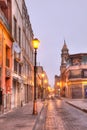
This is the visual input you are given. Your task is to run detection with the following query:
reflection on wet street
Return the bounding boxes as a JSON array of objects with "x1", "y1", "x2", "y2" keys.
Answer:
[{"x1": 45, "y1": 99, "x2": 87, "y2": 130}]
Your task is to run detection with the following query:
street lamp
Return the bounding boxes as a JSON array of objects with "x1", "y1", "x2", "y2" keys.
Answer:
[
  {"x1": 32, "y1": 38, "x2": 40, "y2": 115},
  {"x1": 44, "y1": 79, "x2": 48, "y2": 99}
]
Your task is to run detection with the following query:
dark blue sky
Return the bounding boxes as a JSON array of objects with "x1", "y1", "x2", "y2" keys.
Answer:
[{"x1": 25, "y1": 0, "x2": 87, "y2": 87}]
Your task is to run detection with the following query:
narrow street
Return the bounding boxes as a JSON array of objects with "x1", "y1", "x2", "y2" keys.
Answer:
[
  {"x1": 1, "y1": 99, "x2": 87, "y2": 130},
  {"x1": 44, "y1": 98, "x2": 87, "y2": 130}
]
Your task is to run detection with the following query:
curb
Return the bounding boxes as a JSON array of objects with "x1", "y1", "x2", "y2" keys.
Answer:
[
  {"x1": 32, "y1": 105, "x2": 44, "y2": 130},
  {"x1": 66, "y1": 101, "x2": 87, "y2": 113},
  {"x1": 33, "y1": 101, "x2": 48, "y2": 130}
]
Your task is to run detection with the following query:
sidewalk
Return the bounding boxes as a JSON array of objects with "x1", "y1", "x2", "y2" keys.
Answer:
[
  {"x1": 0, "y1": 100, "x2": 44, "y2": 130},
  {"x1": 63, "y1": 98, "x2": 87, "y2": 113}
]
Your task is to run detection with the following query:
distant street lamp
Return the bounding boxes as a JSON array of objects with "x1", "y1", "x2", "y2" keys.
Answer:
[
  {"x1": 56, "y1": 82, "x2": 60, "y2": 97},
  {"x1": 32, "y1": 38, "x2": 40, "y2": 115},
  {"x1": 44, "y1": 79, "x2": 48, "y2": 99},
  {"x1": 41, "y1": 73, "x2": 45, "y2": 99}
]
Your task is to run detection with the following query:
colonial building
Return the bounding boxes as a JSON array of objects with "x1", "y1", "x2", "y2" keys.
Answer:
[
  {"x1": 60, "y1": 41, "x2": 87, "y2": 99},
  {"x1": 37, "y1": 66, "x2": 49, "y2": 99},
  {"x1": 0, "y1": 0, "x2": 13, "y2": 111},
  {"x1": 22, "y1": 0, "x2": 34, "y2": 104},
  {"x1": 11, "y1": 0, "x2": 23, "y2": 108},
  {"x1": 0, "y1": 0, "x2": 34, "y2": 112},
  {"x1": 11, "y1": 0, "x2": 34, "y2": 108}
]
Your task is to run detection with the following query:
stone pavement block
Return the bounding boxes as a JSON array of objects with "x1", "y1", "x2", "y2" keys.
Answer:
[
  {"x1": 63, "y1": 98, "x2": 87, "y2": 113},
  {"x1": 0, "y1": 100, "x2": 43, "y2": 130}
]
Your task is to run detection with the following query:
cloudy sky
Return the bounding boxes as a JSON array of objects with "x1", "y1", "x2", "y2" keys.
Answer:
[{"x1": 25, "y1": 0, "x2": 87, "y2": 87}]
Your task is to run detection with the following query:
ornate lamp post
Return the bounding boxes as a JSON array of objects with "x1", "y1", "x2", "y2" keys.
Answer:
[{"x1": 32, "y1": 38, "x2": 40, "y2": 115}]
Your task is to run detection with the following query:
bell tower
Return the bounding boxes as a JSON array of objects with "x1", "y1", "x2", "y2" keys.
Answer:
[{"x1": 60, "y1": 40, "x2": 69, "y2": 74}]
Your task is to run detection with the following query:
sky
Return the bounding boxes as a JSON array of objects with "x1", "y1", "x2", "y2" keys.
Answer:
[{"x1": 25, "y1": 0, "x2": 87, "y2": 87}]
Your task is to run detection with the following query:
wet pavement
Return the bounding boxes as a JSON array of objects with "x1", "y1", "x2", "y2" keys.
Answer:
[
  {"x1": 45, "y1": 99, "x2": 87, "y2": 130},
  {"x1": 63, "y1": 98, "x2": 87, "y2": 113},
  {"x1": 1, "y1": 98, "x2": 87, "y2": 130},
  {"x1": 0, "y1": 100, "x2": 43, "y2": 130}
]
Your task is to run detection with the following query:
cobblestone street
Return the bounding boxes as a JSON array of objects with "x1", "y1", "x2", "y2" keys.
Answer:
[
  {"x1": 45, "y1": 99, "x2": 87, "y2": 130},
  {"x1": 0, "y1": 101, "x2": 43, "y2": 130},
  {"x1": 1, "y1": 99, "x2": 87, "y2": 130}
]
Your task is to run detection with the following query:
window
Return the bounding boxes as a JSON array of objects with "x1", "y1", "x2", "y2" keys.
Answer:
[
  {"x1": 14, "y1": 59, "x2": 17, "y2": 73},
  {"x1": 6, "y1": 46, "x2": 10, "y2": 67},
  {"x1": 82, "y1": 69, "x2": 87, "y2": 78},
  {"x1": 18, "y1": 27, "x2": 21, "y2": 47},
  {"x1": 14, "y1": 17, "x2": 17, "y2": 40},
  {"x1": 6, "y1": 58, "x2": 9, "y2": 67},
  {"x1": 19, "y1": 64, "x2": 21, "y2": 75},
  {"x1": 72, "y1": 58, "x2": 81, "y2": 66},
  {"x1": 82, "y1": 56, "x2": 87, "y2": 65}
]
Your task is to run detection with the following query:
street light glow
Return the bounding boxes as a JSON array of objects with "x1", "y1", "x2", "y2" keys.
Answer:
[
  {"x1": 42, "y1": 73, "x2": 45, "y2": 78},
  {"x1": 32, "y1": 38, "x2": 40, "y2": 49}
]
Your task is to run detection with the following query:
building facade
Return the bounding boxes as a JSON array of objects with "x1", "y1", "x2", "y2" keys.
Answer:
[
  {"x1": 11, "y1": 0, "x2": 34, "y2": 108},
  {"x1": 11, "y1": 0, "x2": 23, "y2": 108},
  {"x1": 60, "y1": 41, "x2": 87, "y2": 99},
  {"x1": 0, "y1": 0, "x2": 13, "y2": 111},
  {"x1": 0, "y1": 0, "x2": 34, "y2": 112},
  {"x1": 37, "y1": 66, "x2": 49, "y2": 99},
  {"x1": 22, "y1": 0, "x2": 34, "y2": 104},
  {"x1": 54, "y1": 75, "x2": 60, "y2": 97}
]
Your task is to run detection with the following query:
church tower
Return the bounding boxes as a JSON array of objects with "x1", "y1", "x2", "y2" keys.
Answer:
[{"x1": 60, "y1": 40, "x2": 69, "y2": 74}]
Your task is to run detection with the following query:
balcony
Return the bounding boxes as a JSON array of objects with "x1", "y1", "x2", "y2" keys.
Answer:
[
  {"x1": 0, "y1": 8, "x2": 10, "y2": 31},
  {"x1": 69, "y1": 75, "x2": 82, "y2": 79}
]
